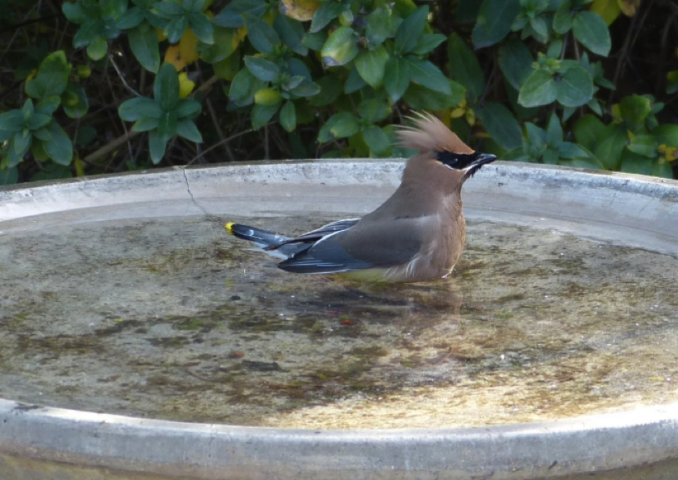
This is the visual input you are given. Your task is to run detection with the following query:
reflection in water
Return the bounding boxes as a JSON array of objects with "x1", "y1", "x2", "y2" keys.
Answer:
[{"x1": 0, "y1": 214, "x2": 677, "y2": 428}]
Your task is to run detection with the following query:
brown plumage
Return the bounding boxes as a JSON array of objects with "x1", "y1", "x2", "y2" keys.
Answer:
[{"x1": 226, "y1": 112, "x2": 496, "y2": 282}]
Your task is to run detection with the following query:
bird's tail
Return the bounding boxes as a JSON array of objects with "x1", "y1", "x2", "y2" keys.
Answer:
[{"x1": 225, "y1": 222, "x2": 289, "y2": 249}]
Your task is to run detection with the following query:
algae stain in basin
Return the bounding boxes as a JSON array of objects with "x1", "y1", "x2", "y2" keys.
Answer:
[{"x1": 0, "y1": 214, "x2": 677, "y2": 428}]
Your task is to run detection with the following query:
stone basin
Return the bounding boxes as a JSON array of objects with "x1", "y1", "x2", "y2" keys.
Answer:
[{"x1": 1, "y1": 159, "x2": 678, "y2": 479}]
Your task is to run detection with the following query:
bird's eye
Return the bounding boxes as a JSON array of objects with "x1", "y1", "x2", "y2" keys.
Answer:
[{"x1": 435, "y1": 151, "x2": 460, "y2": 168}]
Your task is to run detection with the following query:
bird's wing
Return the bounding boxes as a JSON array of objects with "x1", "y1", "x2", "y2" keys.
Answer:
[
  {"x1": 265, "y1": 218, "x2": 360, "y2": 250},
  {"x1": 277, "y1": 217, "x2": 428, "y2": 274}
]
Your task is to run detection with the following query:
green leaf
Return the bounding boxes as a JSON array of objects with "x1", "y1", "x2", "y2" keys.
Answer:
[
  {"x1": 73, "y1": 21, "x2": 100, "y2": 49},
  {"x1": 279, "y1": 101, "x2": 296, "y2": 132},
  {"x1": 572, "y1": 11, "x2": 611, "y2": 57},
  {"x1": 366, "y1": 6, "x2": 391, "y2": 47},
  {"x1": 244, "y1": 56, "x2": 280, "y2": 82},
  {"x1": 148, "y1": 130, "x2": 167, "y2": 164},
  {"x1": 32, "y1": 127, "x2": 52, "y2": 142},
  {"x1": 87, "y1": 36, "x2": 108, "y2": 60},
  {"x1": 62, "y1": 2, "x2": 88, "y2": 24},
  {"x1": 61, "y1": 83, "x2": 89, "y2": 119},
  {"x1": 127, "y1": 24, "x2": 160, "y2": 73},
  {"x1": 309, "y1": 75, "x2": 343, "y2": 107},
  {"x1": 558, "y1": 142, "x2": 593, "y2": 160},
  {"x1": 573, "y1": 114, "x2": 606, "y2": 151},
  {"x1": 593, "y1": 124, "x2": 627, "y2": 170},
  {"x1": 177, "y1": 118, "x2": 203, "y2": 142},
  {"x1": 555, "y1": 65, "x2": 593, "y2": 107},
  {"x1": 288, "y1": 78, "x2": 320, "y2": 97},
  {"x1": 411, "y1": 34, "x2": 446, "y2": 55},
  {"x1": 303, "y1": 31, "x2": 327, "y2": 51},
  {"x1": 164, "y1": 16, "x2": 189, "y2": 44},
  {"x1": 628, "y1": 135, "x2": 658, "y2": 158},
  {"x1": 0, "y1": 166, "x2": 18, "y2": 185},
  {"x1": 251, "y1": 103, "x2": 279, "y2": 130},
  {"x1": 498, "y1": 38, "x2": 533, "y2": 90},
  {"x1": 545, "y1": 113, "x2": 563, "y2": 146},
  {"x1": 403, "y1": 80, "x2": 465, "y2": 110},
  {"x1": 287, "y1": 58, "x2": 311, "y2": 80},
  {"x1": 619, "y1": 95, "x2": 652, "y2": 132},
  {"x1": 472, "y1": 0, "x2": 522, "y2": 48},
  {"x1": 202, "y1": 28, "x2": 239, "y2": 65},
  {"x1": 229, "y1": 68, "x2": 264, "y2": 106},
  {"x1": 547, "y1": 39, "x2": 564, "y2": 59},
  {"x1": 529, "y1": 16, "x2": 549, "y2": 40},
  {"x1": 518, "y1": 69, "x2": 556, "y2": 107},
  {"x1": 448, "y1": 33, "x2": 485, "y2": 101},
  {"x1": 244, "y1": 13, "x2": 280, "y2": 54},
  {"x1": 132, "y1": 116, "x2": 159, "y2": 132},
  {"x1": 354, "y1": 46, "x2": 389, "y2": 89},
  {"x1": 188, "y1": 12, "x2": 214, "y2": 44},
  {"x1": 652, "y1": 160, "x2": 674, "y2": 179},
  {"x1": 119, "y1": 97, "x2": 163, "y2": 121},
  {"x1": 36, "y1": 96, "x2": 61, "y2": 115},
  {"x1": 273, "y1": 14, "x2": 307, "y2": 56},
  {"x1": 321, "y1": 26, "x2": 358, "y2": 67},
  {"x1": 620, "y1": 148, "x2": 654, "y2": 176},
  {"x1": 384, "y1": 57, "x2": 411, "y2": 103},
  {"x1": 310, "y1": 2, "x2": 344, "y2": 33},
  {"x1": 27, "y1": 113, "x2": 51, "y2": 131},
  {"x1": 116, "y1": 6, "x2": 145, "y2": 29},
  {"x1": 154, "y1": 1, "x2": 185, "y2": 18},
  {"x1": 476, "y1": 102, "x2": 522, "y2": 150},
  {"x1": 408, "y1": 59, "x2": 452, "y2": 95},
  {"x1": 175, "y1": 98, "x2": 201, "y2": 118},
  {"x1": 652, "y1": 124, "x2": 678, "y2": 147},
  {"x1": 318, "y1": 112, "x2": 359, "y2": 142},
  {"x1": 13, "y1": 131, "x2": 32, "y2": 156},
  {"x1": 525, "y1": 122, "x2": 547, "y2": 149},
  {"x1": 0, "y1": 110, "x2": 24, "y2": 134},
  {"x1": 345, "y1": 67, "x2": 367, "y2": 94},
  {"x1": 357, "y1": 99, "x2": 391, "y2": 123},
  {"x1": 553, "y1": 0, "x2": 572, "y2": 34},
  {"x1": 213, "y1": 0, "x2": 266, "y2": 28},
  {"x1": 154, "y1": 63, "x2": 180, "y2": 111},
  {"x1": 25, "y1": 51, "x2": 70, "y2": 100},
  {"x1": 43, "y1": 121, "x2": 73, "y2": 166},
  {"x1": 362, "y1": 125, "x2": 390, "y2": 155},
  {"x1": 394, "y1": 6, "x2": 428, "y2": 55},
  {"x1": 156, "y1": 111, "x2": 178, "y2": 140}
]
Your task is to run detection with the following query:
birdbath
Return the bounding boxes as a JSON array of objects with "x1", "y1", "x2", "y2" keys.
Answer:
[{"x1": 1, "y1": 159, "x2": 678, "y2": 479}]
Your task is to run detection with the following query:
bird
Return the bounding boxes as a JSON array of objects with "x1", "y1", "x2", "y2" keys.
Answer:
[{"x1": 225, "y1": 112, "x2": 496, "y2": 283}]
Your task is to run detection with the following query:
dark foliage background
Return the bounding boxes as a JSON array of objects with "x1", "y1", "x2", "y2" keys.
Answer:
[{"x1": 0, "y1": 0, "x2": 677, "y2": 185}]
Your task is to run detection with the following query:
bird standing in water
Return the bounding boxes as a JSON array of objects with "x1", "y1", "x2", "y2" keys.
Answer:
[{"x1": 225, "y1": 112, "x2": 496, "y2": 283}]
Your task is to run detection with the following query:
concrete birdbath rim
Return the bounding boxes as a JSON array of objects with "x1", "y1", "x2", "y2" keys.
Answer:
[{"x1": 2, "y1": 159, "x2": 678, "y2": 479}]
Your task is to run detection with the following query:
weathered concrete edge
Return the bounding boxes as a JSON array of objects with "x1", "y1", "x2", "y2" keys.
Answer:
[
  {"x1": 1, "y1": 160, "x2": 677, "y2": 223},
  {"x1": 1, "y1": 399, "x2": 678, "y2": 479}
]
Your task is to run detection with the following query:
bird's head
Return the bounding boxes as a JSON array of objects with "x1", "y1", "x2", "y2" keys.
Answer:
[{"x1": 396, "y1": 112, "x2": 496, "y2": 182}]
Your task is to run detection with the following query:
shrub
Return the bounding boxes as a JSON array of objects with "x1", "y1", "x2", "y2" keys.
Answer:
[{"x1": 0, "y1": 0, "x2": 677, "y2": 184}]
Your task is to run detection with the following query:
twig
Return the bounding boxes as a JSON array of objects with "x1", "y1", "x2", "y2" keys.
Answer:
[
  {"x1": 83, "y1": 130, "x2": 140, "y2": 164},
  {"x1": 195, "y1": 74, "x2": 219, "y2": 95},
  {"x1": 108, "y1": 54, "x2": 142, "y2": 97},
  {"x1": 205, "y1": 96, "x2": 236, "y2": 161},
  {"x1": 187, "y1": 127, "x2": 258, "y2": 165},
  {"x1": 264, "y1": 124, "x2": 270, "y2": 160}
]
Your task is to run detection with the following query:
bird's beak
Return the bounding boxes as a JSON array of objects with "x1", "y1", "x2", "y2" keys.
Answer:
[{"x1": 463, "y1": 153, "x2": 496, "y2": 180}]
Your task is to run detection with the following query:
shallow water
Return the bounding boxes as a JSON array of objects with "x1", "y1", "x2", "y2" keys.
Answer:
[{"x1": 0, "y1": 212, "x2": 677, "y2": 429}]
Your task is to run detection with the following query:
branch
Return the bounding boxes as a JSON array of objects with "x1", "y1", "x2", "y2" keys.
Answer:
[{"x1": 83, "y1": 130, "x2": 140, "y2": 164}]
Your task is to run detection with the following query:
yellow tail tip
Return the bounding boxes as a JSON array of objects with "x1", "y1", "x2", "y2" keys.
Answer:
[{"x1": 225, "y1": 222, "x2": 235, "y2": 235}]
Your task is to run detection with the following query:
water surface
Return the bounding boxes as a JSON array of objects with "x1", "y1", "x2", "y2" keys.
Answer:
[{"x1": 0, "y1": 212, "x2": 677, "y2": 428}]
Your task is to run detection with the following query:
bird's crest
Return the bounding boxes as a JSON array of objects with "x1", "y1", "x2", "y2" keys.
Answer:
[{"x1": 396, "y1": 111, "x2": 473, "y2": 154}]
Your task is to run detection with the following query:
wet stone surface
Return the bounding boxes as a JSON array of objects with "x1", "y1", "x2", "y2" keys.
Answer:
[{"x1": 0, "y1": 213, "x2": 677, "y2": 429}]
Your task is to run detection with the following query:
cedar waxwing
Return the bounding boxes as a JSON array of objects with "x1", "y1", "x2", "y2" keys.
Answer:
[{"x1": 225, "y1": 112, "x2": 496, "y2": 283}]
